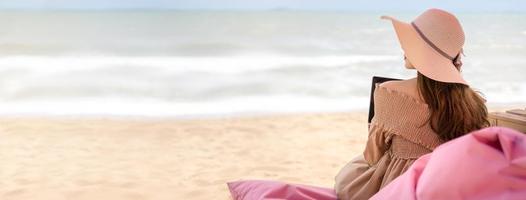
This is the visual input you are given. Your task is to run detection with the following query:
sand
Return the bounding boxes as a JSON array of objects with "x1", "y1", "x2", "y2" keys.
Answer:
[{"x1": 0, "y1": 112, "x2": 369, "y2": 200}]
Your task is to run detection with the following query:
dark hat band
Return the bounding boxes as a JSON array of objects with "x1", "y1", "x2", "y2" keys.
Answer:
[{"x1": 411, "y1": 22, "x2": 455, "y2": 60}]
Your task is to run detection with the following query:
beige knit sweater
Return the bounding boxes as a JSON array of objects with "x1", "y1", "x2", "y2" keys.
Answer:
[{"x1": 334, "y1": 83, "x2": 443, "y2": 200}]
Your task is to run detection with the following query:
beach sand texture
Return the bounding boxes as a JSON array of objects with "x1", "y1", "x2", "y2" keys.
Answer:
[{"x1": 0, "y1": 112, "x2": 368, "y2": 200}]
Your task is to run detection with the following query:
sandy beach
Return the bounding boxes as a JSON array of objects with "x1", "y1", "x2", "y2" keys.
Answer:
[
  {"x1": 0, "y1": 112, "x2": 369, "y2": 200},
  {"x1": 1, "y1": 6, "x2": 524, "y2": 200}
]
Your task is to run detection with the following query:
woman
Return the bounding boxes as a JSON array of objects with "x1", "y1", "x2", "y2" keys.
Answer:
[{"x1": 334, "y1": 8, "x2": 489, "y2": 200}]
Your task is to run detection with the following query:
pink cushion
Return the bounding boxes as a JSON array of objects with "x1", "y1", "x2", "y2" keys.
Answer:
[
  {"x1": 371, "y1": 127, "x2": 526, "y2": 200},
  {"x1": 227, "y1": 179, "x2": 337, "y2": 200}
]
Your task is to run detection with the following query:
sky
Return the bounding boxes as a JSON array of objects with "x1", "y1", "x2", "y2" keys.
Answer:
[{"x1": 0, "y1": 0, "x2": 525, "y2": 12}]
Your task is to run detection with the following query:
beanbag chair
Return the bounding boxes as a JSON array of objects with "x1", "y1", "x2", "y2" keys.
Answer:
[{"x1": 371, "y1": 127, "x2": 526, "y2": 200}]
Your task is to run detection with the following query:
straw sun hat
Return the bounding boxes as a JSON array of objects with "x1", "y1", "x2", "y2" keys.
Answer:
[{"x1": 381, "y1": 8, "x2": 467, "y2": 85}]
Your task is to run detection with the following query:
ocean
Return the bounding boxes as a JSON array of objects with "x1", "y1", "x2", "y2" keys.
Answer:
[{"x1": 0, "y1": 11, "x2": 524, "y2": 117}]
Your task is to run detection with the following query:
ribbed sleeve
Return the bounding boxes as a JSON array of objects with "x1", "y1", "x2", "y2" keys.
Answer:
[{"x1": 371, "y1": 83, "x2": 443, "y2": 150}]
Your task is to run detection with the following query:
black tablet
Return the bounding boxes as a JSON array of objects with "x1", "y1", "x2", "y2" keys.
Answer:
[{"x1": 368, "y1": 76, "x2": 402, "y2": 124}]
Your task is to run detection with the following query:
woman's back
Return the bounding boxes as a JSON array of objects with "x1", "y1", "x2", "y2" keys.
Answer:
[{"x1": 334, "y1": 81, "x2": 443, "y2": 200}]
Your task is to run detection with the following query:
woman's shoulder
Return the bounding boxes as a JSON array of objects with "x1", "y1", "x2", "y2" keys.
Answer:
[
  {"x1": 373, "y1": 78, "x2": 441, "y2": 150},
  {"x1": 378, "y1": 78, "x2": 421, "y2": 101},
  {"x1": 373, "y1": 78, "x2": 428, "y2": 121}
]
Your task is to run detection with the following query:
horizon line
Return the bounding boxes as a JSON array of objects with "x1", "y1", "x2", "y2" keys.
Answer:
[{"x1": 0, "y1": 8, "x2": 524, "y2": 13}]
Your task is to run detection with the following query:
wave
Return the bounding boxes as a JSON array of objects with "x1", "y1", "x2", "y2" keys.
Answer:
[
  {"x1": 0, "y1": 54, "x2": 522, "y2": 116},
  {"x1": 0, "y1": 54, "x2": 399, "y2": 74}
]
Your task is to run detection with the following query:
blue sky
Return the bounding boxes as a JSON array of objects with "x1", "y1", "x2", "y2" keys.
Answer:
[{"x1": 0, "y1": 0, "x2": 524, "y2": 12}]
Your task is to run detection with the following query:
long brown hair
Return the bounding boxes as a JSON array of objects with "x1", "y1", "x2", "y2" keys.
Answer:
[{"x1": 417, "y1": 54, "x2": 489, "y2": 142}]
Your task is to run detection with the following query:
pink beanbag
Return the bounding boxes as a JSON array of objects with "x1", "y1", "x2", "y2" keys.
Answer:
[
  {"x1": 227, "y1": 180, "x2": 337, "y2": 200},
  {"x1": 372, "y1": 126, "x2": 526, "y2": 200}
]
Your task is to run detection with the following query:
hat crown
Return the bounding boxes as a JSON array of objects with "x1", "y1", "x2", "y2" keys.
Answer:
[{"x1": 412, "y1": 8, "x2": 465, "y2": 58}]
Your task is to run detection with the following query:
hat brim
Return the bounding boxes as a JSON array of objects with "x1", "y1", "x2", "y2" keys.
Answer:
[{"x1": 381, "y1": 16, "x2": 467, "y2": 85}]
